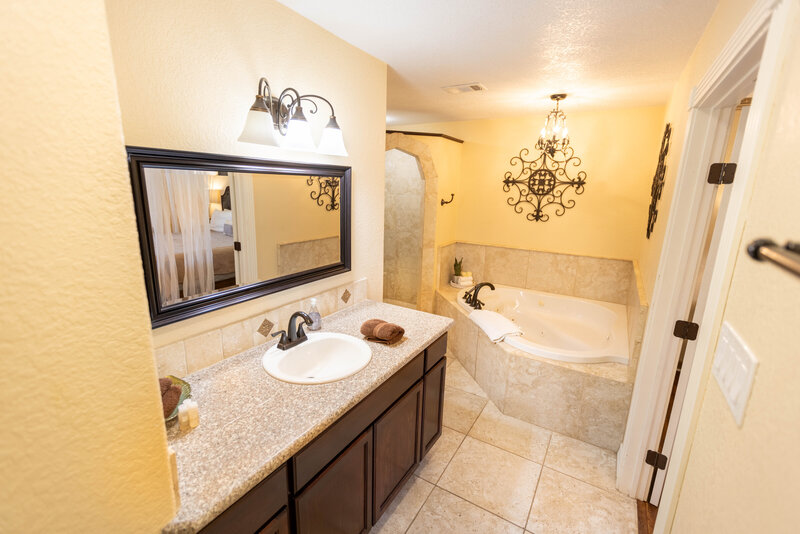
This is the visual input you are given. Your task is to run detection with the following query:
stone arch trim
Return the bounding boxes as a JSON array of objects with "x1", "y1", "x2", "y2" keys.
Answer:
[{"x1": 385, "y1": 132, "x2": 438, "y2": 312}]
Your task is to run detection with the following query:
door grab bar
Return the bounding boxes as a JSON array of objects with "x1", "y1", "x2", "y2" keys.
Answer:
[{"x1": 746, "y1": 239, "x2": 800, "y2": 278}]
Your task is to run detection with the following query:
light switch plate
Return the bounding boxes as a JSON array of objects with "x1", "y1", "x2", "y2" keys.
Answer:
[{"x1": 712, "y1": 321, "x2": 758, "y2": 426}]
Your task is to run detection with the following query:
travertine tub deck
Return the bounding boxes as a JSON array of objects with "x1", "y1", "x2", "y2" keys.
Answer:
[{"x1": 162, "y1": 301, "x2": 452, "y2": 533}]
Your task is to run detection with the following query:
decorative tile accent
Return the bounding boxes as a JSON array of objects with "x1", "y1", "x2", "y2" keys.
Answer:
[
  {"x1": 438, "y1": 436, "x2": 541, "y2": 526},
  {"x1": 341, "y1": 288, "x2": 351, "y2": 303},
  {"x1": 257, "y1": 318, "x2": 274, "y2": 338}
]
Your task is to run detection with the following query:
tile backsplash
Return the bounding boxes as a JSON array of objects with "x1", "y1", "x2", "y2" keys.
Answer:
[
  {"x1": 438, "y1": 242, "x2": 636, "y2": 306},
  {"x1": 154, "y1": 278, "x2": 368, "y2": 378}
]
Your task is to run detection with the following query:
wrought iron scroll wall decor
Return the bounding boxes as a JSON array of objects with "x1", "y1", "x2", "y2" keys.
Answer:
[
  {"x1": 502, "y1": 94, "x2": 586, "y2": 222},
  {"x1": 502, "y1": 146, "x2": 587, "y2": 222},
  {"x1": 306, "y1": 176, "x2": 340, "y2": 211},
  {"x1": 646, "y1": 123, "x2": 672, "y2": 238}
]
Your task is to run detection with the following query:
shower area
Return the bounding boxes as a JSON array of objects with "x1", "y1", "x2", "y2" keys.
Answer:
[{"x1": 383, "y1": 148, "x2": 424, "y2": 309}]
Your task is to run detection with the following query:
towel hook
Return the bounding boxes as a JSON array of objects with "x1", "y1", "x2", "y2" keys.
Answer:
[{"x1": 440, "y1": 193, "x2": 455, "y2": 206}]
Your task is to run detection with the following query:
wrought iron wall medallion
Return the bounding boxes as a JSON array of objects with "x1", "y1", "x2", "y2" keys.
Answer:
[
  {"x1": 646, "y1": 123, "x2": 672, "y2": 238},
  {"x1": 306, "y1": 176, "x2": 340, "y2": 211},
  {"x1": 502, "y1": 146, "x2": 587, "y2": 222}
]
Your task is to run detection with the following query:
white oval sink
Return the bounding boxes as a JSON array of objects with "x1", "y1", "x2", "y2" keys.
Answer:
[{"x1": 262, "y1": 332, "x2": 372, "y2": 384}]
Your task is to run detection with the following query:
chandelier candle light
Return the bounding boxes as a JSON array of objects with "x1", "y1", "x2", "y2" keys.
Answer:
[
  {"x1": 239, "y1": 77, "x2": 348, "y2": 156},
  {"x1": 536, "y1": 93, "x2": 569, "y2": 156}
]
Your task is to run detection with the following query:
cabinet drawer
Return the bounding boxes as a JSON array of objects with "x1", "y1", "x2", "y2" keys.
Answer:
[
  {"x1": 200, "y1": 464, "x2": 288, "y2": 534},
  {"x1": 295, "y1": 428, "x2": 373, "y2": 534},
  {"x1": 424, "y1": 333, "x2": 447, "y2": 371},
  {"x1": 292, "y1": 353, "x2": 424, "y2": 491},
  {"x1": 373, "y1": 381, "x2": 423, "y2": 522}
]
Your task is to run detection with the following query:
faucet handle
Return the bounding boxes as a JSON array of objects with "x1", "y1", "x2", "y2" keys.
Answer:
[
  {"x1": 271, "y1": 330, "x2": 288, "y2": 344},
  {"x1": 296, "y1": 323, "x2": 308, "y2": 341}
]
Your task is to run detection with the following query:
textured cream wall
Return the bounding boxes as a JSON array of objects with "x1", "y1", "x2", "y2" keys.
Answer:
[
  {"x1": 105, "y1": 0, "x2": 387, "y2": 347},
  {"x1": 670, "y1": 7, "x2": 800, "y2": 532},
  {"x1": 636, "y1": 0, "x2": 761, "y2": 300},
  {"x1": 0, "y1": 1, "x2": 175, "y2": 532},
  {"x1": 251, "y1": 174, "x2": 340, "y2": 279},
  {"x1": 403, "y1": 105, "x2": 665, "y2": 263}
]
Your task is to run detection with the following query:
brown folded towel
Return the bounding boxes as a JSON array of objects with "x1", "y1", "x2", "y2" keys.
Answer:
[
  {"x1": 360, "y1": 319, "x2": 386, "y2": 337},
  {"x1": 162, "y1": 385, "x2": 181, "y2": 418},
  {"x1": 365, "y1": 332, "x2": 404, "y2": 345},
  {"x1": 360, "y1": 319, "x2": 405, "y2": 345},
  {"x1": 159, "y1": 377, "x2": 173, "y2": 396},
  {"x1": 374, "y1": 322, "x2": 404, "y2": 341}
]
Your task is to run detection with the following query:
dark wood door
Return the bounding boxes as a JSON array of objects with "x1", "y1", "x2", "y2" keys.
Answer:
[
  {"x1": 295, "y1": 428, "x2": 373, "y2": 534},
  {"x1": 421, "y1": 357, "x2": 446, "y2": 457},
  {"x1": 372, "y1": 381, "x2": 424, "y2": 522},
  {"x1": 257, "y1": 508, "x2": 289, "y2": 534}
]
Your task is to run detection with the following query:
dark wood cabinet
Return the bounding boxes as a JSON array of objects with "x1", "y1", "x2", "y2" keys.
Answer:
[
  {"x1": 199, "y1": 465, "x2": 288, "y2": 534},
  {"x1": 201, "y1": 334, "x2": 447, "y2": 534},
  {"x1": 421, "y1": 357, "x2": 446, "y2": 457},
  {"x1": 373, "y1": 381, "x2": 423, "y2": 522},
  {"x1": 295, "y1": 429, "x2": 373, "y2": 534},
  {"x1": 257, "y1": 508, "x2": 290, "y2": 534}
]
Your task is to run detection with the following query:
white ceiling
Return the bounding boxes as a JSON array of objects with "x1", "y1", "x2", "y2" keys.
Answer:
[{"x1": 276, "y1": 0, "x2": 718, "y2": 125}]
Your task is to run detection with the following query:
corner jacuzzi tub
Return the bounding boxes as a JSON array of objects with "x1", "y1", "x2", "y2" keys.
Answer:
[{"x1": 457, "y1": 285, "x2": 629, "y2": 364}]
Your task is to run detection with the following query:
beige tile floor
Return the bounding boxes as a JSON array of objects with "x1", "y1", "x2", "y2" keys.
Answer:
[{"x1": 372, "y1": 358, "x2": 637, "y2": 534}]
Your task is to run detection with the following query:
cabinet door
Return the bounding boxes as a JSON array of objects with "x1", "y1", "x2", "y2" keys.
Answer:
[
  {"x1": 257, "y1": 508, "x2": 289, "y2": 534},
  {"x1": 295, "y1": 428, "x2": 373, "y2": 534},
  {"x1": 421, "y1": 357, "x2": 446, "y2": 458},
  {"x1": 373, "y1": 381, "x2": 424, "y2": 522}
]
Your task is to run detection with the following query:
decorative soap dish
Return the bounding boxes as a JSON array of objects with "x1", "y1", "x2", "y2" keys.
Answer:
[{"x1": 165, "y1": 375, "x2": 192, "y2": 423}]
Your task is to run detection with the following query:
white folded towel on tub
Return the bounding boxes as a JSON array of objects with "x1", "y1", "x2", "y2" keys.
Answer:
[{"x1": 468, "y1": 310, "x2": 523, "y2": 343}]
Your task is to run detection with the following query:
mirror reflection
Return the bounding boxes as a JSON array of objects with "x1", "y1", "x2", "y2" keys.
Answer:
[{"x1": 143, "y1": 168, "x2": 341, "y2": 307}]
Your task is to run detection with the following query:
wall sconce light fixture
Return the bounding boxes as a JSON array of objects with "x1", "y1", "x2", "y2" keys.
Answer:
[{"x1": 239, "y1": 77, "x2": 348, "y2": 156}]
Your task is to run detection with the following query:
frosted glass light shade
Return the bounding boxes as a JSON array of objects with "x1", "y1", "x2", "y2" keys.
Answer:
[
  {"x1": 317, "y1": 116, "x2": 348, "y2": 156},
  {"x1": 282, "y1": 106, "x2": 316, "y2": 151},
  {"x1": 238, "y1": 107, "x2": 279, "y2": 146}
]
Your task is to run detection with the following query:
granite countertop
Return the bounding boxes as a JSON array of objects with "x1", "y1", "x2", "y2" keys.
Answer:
[{"x1": 163, "y1": 300, "x2": 453, "y2": 533}]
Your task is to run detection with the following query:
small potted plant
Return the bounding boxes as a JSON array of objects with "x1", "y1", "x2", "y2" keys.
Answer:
[{"x1": 451, "y1": 257, "x2": 473, "y2": 287}]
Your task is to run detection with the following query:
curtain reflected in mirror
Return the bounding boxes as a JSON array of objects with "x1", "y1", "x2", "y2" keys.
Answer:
[{"x1": 142, "y1": 168, "x2": 341, "y2": 308}]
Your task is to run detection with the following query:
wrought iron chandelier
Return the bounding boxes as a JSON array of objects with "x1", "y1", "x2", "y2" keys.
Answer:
[
  {"x1": 501, "y1": 94, "x2": 587, "y2": 222},
  {"x1": 306, "y1": 176, "x2": 340, "y2": 211},
  {"x1": 536, "y1": 93, "x2": 569, "y2": 156}
]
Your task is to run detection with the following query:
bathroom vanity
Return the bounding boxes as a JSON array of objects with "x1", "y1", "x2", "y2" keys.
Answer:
[{"x1": 163, "y1": 301, "x2": 451, "y2": 533}]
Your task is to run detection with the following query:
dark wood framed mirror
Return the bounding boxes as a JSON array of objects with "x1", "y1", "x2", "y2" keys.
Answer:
[{"x1": 127, "y1": 146, "x2": 351, "y2": 327}]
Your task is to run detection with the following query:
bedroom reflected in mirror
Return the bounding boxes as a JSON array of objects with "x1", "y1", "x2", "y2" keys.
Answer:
[{"x1": 128, "y1": 147, "x2": 351, "y2": 327}]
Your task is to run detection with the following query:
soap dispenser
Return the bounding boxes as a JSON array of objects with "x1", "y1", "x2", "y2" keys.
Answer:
[{"x1": 308, "y1": 298, "x2": 322, "y2": 331}]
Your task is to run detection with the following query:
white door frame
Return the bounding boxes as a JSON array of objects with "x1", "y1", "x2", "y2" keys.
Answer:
[{"x1": 616, "y1": 0, "x2": 795, "y2": 515}]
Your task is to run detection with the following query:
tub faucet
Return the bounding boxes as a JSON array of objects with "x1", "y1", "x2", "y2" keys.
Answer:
[
  {"x1": 464, "y1": 282, "x2": 495, "y2": 310},
  {"x1": 272, "y1": 311, "x2": 314, "y2": 350}
]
